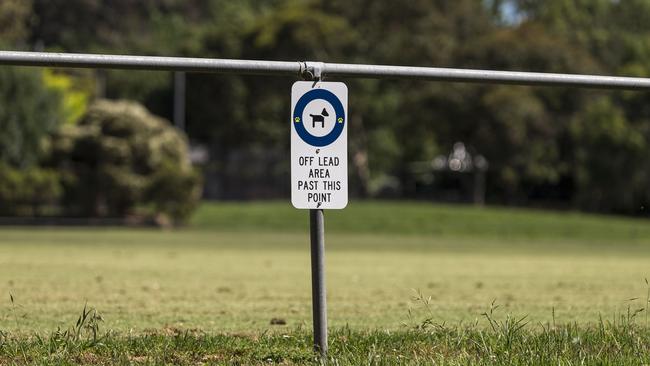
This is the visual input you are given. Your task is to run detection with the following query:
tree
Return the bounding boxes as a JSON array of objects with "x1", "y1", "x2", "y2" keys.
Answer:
[
  {"x1": 0, "y1": 0, "x2": 33, "y2": 48},
  {"x1": 570, "y1": 99, "x2": 648, "y2": 213},
  {"x1": 0, "y1": 67, "x2": 63, "y2": 168},
  {"x1": 19, "y1": 0, "x2": 650, "y2": 214}
]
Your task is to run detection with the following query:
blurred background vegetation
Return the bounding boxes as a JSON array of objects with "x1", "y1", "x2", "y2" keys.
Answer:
[{"x1": 1, "y1": 0, "x2": 650, "y2": 222}]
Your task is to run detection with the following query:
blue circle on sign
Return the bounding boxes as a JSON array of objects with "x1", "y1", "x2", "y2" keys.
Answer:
[{"x1": 293, "y1": 89, "x2": 345, "y2": 147}]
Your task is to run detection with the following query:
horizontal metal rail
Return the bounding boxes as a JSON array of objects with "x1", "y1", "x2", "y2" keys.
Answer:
[
  {"x1": 0, "y1": 51, "x2": 299, "y2": 75},
  {"x1": 1, "y1": 50, "x2": 650, "y2": 90}
]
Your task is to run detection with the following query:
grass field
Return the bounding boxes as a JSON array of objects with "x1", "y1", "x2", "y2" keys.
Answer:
[{"x1": 1, "y1": 201, "x2": 650, "y2": 364}]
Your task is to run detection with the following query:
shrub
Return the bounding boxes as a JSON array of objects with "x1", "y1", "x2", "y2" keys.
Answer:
[
  {"x1": 0, "y1": 162, "x2": 62, "y2": 216},
  {"x1": 51, "y1": 99, "x2": 202, "y2": 223}
]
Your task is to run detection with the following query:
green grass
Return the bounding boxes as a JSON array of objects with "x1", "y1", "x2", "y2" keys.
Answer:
[
  {"x1": 191, "y1": 201, "x2": 650, "y2": 241},
  {"x1": 2, "y1": 313, "x2": 650, "y2": 365},
  {"x1": 1, "y1": 201, "x2": 650, "y2": 364}
]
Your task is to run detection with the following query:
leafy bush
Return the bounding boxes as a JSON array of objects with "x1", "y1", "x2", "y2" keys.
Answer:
[
  {"x1": 51, "y1": 99, "x2": 202, "y2": 223},
  {"x1": 0, "y1": 162, "x2": 62, "y2": 216}
]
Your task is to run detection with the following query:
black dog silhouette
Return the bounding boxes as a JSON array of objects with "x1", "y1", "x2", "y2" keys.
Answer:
[{"x1": 310, "y1": 108, "x2": 329, "y2": 128}]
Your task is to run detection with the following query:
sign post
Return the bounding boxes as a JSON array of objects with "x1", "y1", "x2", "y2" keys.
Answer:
[
  {"x1": 309, "y1": 208, "x2": 326, "y2": 354},
  {"x1": 291, "y1": 81, "x2": 348, "y2": 355}
]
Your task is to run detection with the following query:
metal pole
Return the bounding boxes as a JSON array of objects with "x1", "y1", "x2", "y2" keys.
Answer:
[
  {"x1": 173, "y1": 71, "x2": 186, "y2": 131},
  {"x1": 322, "y1": 63, "x2": 650, "y2": 90},
  {"x1": 3, "y1": 51, "x2": 650, "y2": 90},
  {"x1": 0, "y1": 51, "x2": 300, "y2": 75},
  {"x1": 309, "y1": 209, "x2": 327, "y2": 355}
]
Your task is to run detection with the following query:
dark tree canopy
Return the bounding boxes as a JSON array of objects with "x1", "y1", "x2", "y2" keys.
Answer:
[{"x1": 2, "y1": 0, "x2": 650, "y2": 215}]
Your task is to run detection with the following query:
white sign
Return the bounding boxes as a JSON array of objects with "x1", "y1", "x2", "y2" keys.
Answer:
[{"x1": 291, "y1": 81, "x2": 348, "y2": 209}]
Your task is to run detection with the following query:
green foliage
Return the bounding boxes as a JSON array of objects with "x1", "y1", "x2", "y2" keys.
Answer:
[
  {"x1": 0, "y1": 162, "x2": 61, "y2": 216},
  {"x1": 51, "y1": 100, "x2": 201, "y2": 222},
  {"x1": 147, "y1": 160, "x2": 202, "y2": 223},
  {"x1": 42, "y1": 70, "x2": 92, "y2": 126},
  {"x1": 0, "y1": 67, "x2": 62, "y2": 168},
  {"x1": 570, "y1": 98, "x2": 648, "y2": 212},
  {"x1": 0, "y1": 0, "x2": 32, "y2": 47},
  {"x1": 10, "y1": 0, "x2": 650, "y2": 214}
]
